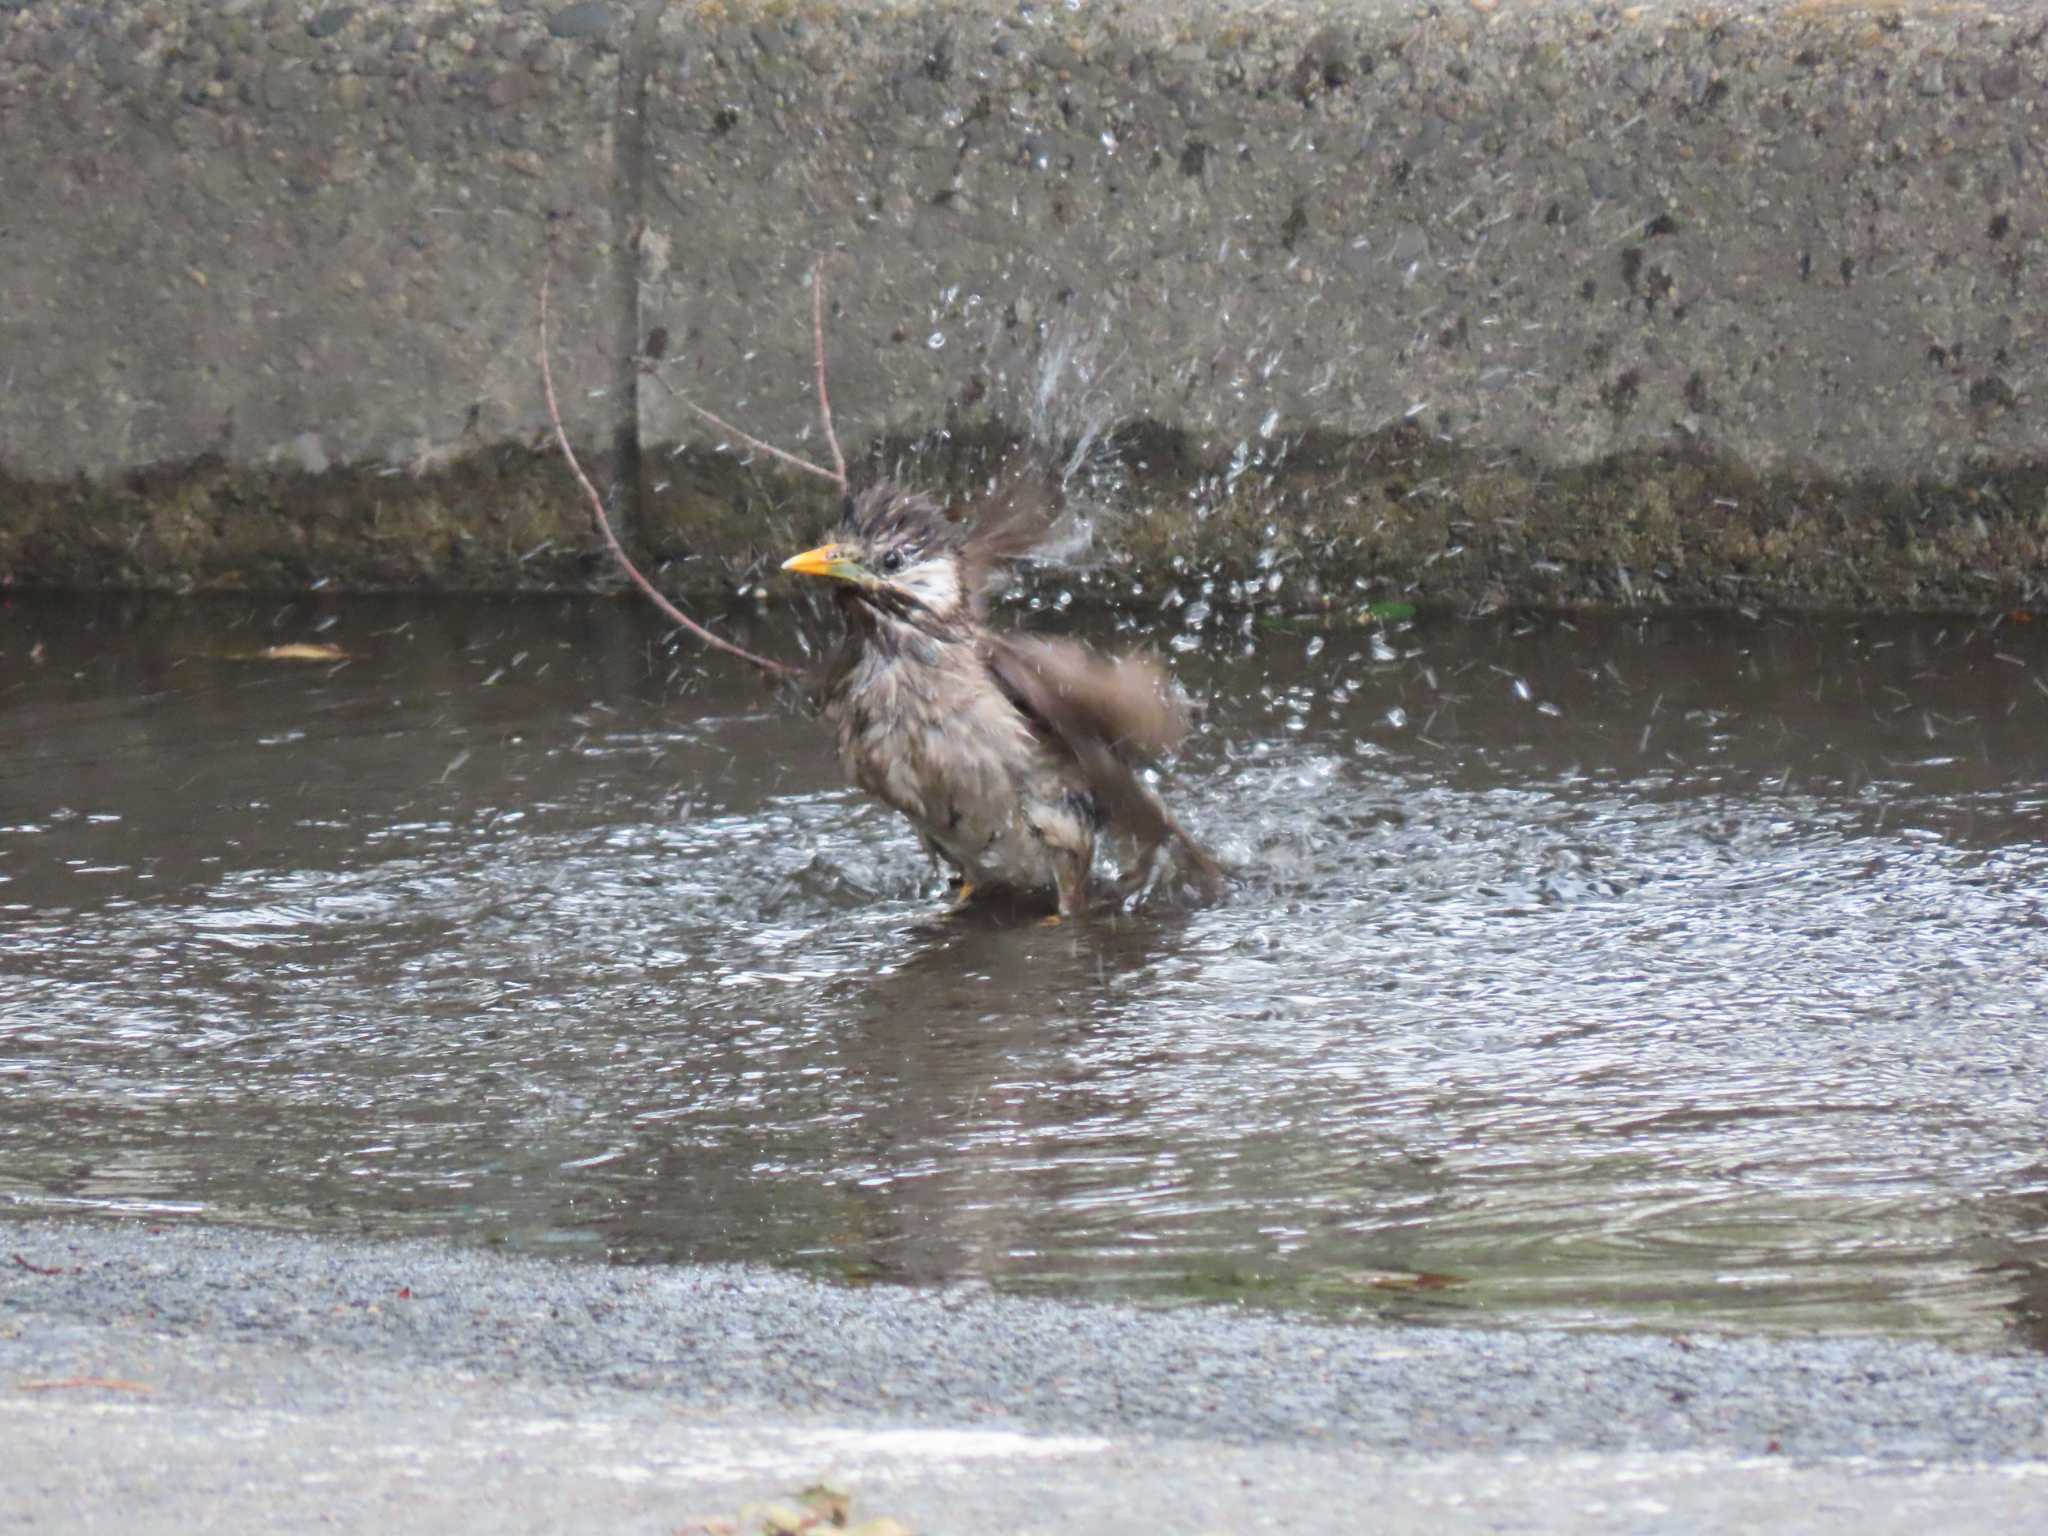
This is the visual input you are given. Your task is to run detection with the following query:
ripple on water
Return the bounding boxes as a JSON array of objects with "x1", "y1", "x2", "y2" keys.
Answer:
[{"x1": 2, "y1": 597, "x2": 2046, "y2": 1350}]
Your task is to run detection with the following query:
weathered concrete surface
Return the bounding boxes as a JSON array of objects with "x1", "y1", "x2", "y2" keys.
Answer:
[
  {"x1": 0, "y1": 0, "x2": 624, "y2": 590},
  {"x1": 2, "y1": 1, "x2": 2046, "y2": 608},
  {"x1": 6, "y1": 1218, "x2": 2048, "y2": 1533}
]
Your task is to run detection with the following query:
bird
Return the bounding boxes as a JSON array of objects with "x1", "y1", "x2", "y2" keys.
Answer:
[
  {"x1": 780, "y1": 479, "x2": 1225, "y2": 920},
  {"x1": 538, "y1": 250, "x2": 1219, "y2": 918}
]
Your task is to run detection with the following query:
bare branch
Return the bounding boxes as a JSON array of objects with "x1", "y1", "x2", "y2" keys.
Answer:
[
  {"x1": 812, "y1": 257, "x2": 849, "y2": 492},
  {"x1": 646, "y1": 373, "x2": 844, "y2": 486},
  {"x1": 540, "y1": 231, "x2": 796, "y2": 680}
]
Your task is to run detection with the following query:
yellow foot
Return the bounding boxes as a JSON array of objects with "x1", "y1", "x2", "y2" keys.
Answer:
[
  {"x1": 949, "y1": 880, "x2": 976, "y2": 910},
  {"x1": 1039, "y1": 913, "x2": 1065, "y2": 926}
]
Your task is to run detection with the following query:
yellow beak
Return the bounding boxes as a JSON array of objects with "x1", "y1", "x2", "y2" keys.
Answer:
[{"x1": 780, "y1": 543, "x2": 869, "y2": 584}]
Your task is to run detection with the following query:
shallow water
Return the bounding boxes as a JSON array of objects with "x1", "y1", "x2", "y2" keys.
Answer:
[{"x1": 4, "y1": 593, "x2": 2047, "y2": 1350}]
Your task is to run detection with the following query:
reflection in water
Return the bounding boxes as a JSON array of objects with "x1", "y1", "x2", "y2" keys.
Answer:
[{"x1": 3, "y1": 594, "x2": 2047, "y2": 1349}]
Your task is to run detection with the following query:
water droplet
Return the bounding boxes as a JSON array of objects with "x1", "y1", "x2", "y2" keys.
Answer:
[
  {"x1": 1305, "y1": 636, "x2": 1325, "y2": 659},
  {"x1": 1384, "y1": 706, "x2": 1408, "y2": 729},
  {"x1": 927, "y1": 331, "x2": 946, "y2": 350},
  {"x1": 1259, "y1": 409, "x2": 1281, "y2": 439},
  {"x1": 1512, "y1": 677, "x2": 1533, "y2": 701}
]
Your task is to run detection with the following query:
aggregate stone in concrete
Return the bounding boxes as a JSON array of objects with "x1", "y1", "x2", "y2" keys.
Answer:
[
  {"x1": 2, "y1": 1, "x2": 2045, "y2": 604},
  {"x1": 639, "y1": 0, "x2": 2046, "y2": 485},
  {"x1": 0, "y1": 0, "x2": 624, "y2": 481},
  {"x1": 0, "y1": 0, "x2": 629, "y2": 589}
]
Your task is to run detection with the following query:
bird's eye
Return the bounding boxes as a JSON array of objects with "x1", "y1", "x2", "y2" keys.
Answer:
[{"x1": 879, "y1": 549, "x2": 904, "y2": 575}]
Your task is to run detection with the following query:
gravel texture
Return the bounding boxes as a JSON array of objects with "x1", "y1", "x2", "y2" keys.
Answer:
[{"x1": 5, "y1": 1218, "x2": 2048, "y2": 1531}]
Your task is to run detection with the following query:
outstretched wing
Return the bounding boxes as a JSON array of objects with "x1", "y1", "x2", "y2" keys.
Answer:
[
  {"x1": 954, "y1": 473, "x2": 1060, "y2": 620},
  {"x1": 982, "y1": 634, "x2": 1224, "y2": 895}
]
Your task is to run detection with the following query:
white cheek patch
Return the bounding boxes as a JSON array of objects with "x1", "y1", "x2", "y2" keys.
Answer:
[{"x1": 896, "y1": 556, "x2": 960, "y2": 612}]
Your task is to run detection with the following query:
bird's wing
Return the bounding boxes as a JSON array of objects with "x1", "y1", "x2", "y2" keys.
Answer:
[
  {"x1": 955, "y1": 473, "x2": 1060, "y2": 619},
  {"x1": 983, "y1": 634, "x2": 1186, "y2": 755},
  {"x1": 982, "y1": 635, "x2": 1223, "y2": 895}
]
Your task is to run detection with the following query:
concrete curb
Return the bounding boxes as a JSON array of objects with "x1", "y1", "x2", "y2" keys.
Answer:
[{"x1": 2, "y1": 1, "x2": 2044, "y2": 608}]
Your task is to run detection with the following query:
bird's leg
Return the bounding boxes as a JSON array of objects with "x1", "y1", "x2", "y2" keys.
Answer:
[
  {"x1": 1114, "y1": 839, "x2": 1166, "y2": 906},
  {"x1": 918, "y1": 834, "x2": 972, "y2": 911},
  {"x1": 1044, "y1": 848, "x2": 1091, "y2": 925}
]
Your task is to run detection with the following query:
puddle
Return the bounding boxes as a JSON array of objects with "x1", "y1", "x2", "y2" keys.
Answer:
[{"x1": 3, "y1": 594, "x2": 2046, "y2": 1350}]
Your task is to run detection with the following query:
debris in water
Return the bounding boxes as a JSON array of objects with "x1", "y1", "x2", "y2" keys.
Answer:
[
  {"x1": 242, "y1": 643, "x2": 350, "y2": 663},
  {"x1": 1336, "y1": 1268, "x2": 1468, "y2": 1293}
]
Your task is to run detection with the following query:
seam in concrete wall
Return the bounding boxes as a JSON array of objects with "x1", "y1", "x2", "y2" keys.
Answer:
[
  {"x1": 1, "y1": 0, "x2": 2045, "y2": 610},
  {"x1": 603, "y1": 0, "x2": 669, "y2": 556}
]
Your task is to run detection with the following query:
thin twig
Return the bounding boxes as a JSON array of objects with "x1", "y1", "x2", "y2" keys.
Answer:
[
  {"x1": 661, "y1": 386, "x2": 844, "y2": 487},
  {"x1": 812, "y1": 258, "x2": 848, "y2": 491},
  {"x1": 540, "y1": 231, "x2": 795, "y2": 679}
]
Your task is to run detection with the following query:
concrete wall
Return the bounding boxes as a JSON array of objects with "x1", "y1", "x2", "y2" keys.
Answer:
[{"x1": 2, "y1": 0, "x2": 2045, "y2": 608}]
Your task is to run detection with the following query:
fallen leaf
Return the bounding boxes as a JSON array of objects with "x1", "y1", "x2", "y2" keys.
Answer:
[
  {"x1": 255, "y1": 643, "x2": 349, "y2": 662},
  {"x1": 750, "y1": 1501, "x2": 818, "y2": 1535},
  {"x1": 843, "y1": 1520, "x2": 913, "y2": 1536},
  {"x1": 1379, "y1": 1270, "x2": 1464, "y2": 1291},
  {"x1": 799, "y1": 1486, "x2": 851, "y2": 1528},
  {"x1": 10, "y1": 1254, "x2": 65, "y2": 1277},
  {"x1": 1339, "y1": 1268, "x2": 1468, "y2": 1292}
]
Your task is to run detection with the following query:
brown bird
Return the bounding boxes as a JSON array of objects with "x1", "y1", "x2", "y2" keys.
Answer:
[
  {"x1": 781, "y1": 481, "x2": 1224, "y2": 919},
  {"x1": 538, "y1": 249, "x2": 1218, "y2": 917}
]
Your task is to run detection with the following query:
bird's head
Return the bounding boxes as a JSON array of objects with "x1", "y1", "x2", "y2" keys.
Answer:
[{"x1": 781, "y1": 484, "x2": 969, "y2": 626}]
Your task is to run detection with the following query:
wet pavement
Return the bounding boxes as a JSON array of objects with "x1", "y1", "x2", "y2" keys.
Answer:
[
  {"x1": 6, "y1": 1218, "x2": 2048, "y2": 1535},
  {"x1": 4, "y1": 593, "x2": 2047, "y2": 1350}
]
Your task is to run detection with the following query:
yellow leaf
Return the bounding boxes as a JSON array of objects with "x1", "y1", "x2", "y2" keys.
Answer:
[
  {"x1": 256, "y1": 643, "x2": 349, "y2": 662},
  {"x1": 752, "y1": 1502, "x2": 817, "y2": 1535},
  {"x1": 799, "y1": 1486, "x2": 852, "y2": 1528}
]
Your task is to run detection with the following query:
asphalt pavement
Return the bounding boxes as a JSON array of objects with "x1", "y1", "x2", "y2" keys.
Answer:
[{"x1": 5, "y1": 1217, "x2": 2046, "y2": 1533}]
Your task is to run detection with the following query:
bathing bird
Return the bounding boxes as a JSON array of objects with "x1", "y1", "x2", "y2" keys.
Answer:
[
  {"x1": 539, "y1": 247, "x2": 1218, "y2": 917},
  {"x1": 781, "y1": 480, "x2": 1224, "y2": 919}
]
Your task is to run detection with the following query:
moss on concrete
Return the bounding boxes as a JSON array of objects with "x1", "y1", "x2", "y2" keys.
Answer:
[
  {"x1": 0, "y1": 447, "x2": 610, "y2": 594},
  {"x1": 775, "y1": 420, "x2": 2048, "y2": 615},
  {"x1": 6, "y1": 425, "x2": 2041, "y2": 613}
]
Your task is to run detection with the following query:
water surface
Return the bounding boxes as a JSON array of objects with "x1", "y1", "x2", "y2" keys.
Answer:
[{"x1": 3, "y1": 594, "x2": 2046, "y2": 1350}]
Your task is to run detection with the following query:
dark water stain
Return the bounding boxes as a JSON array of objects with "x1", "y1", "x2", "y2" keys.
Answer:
[
  {"x1": 3, "y1": 594, "x2": 2047, "y2": 1350},
  {"x1": 8, "y1": 420, "x2": 2048, "y2": 614}
]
